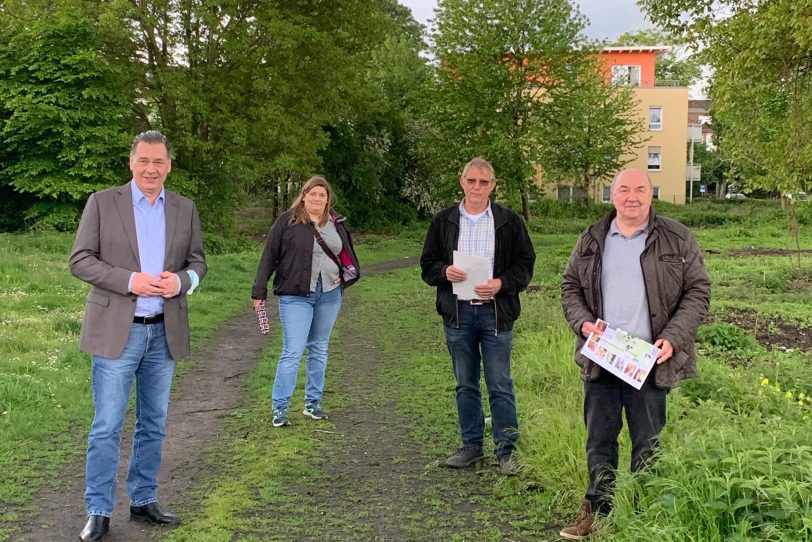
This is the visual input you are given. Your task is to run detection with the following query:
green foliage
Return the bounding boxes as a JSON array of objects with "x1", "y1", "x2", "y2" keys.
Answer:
[
  {"x1": 202, "y1": 233, "x2": 255, "y2": 256},
  {"x1": 542, "y1": 60, "x2": 645, "y2": 197},
  {"x1": 427, "y1": 0, "x2": 636, "y2": 218},
  {"x1": 0, "y1": 0, "x2": 431, "y2": 233},
  {"x1": 0, "y1": 10, "x2": 133, "y2": 230},
  {"x1": 697, "y1": 323, "x2": 757, "y2": 352},
  {"x1": 640, "y1": 0, "x2": 812, "y2": 197}
]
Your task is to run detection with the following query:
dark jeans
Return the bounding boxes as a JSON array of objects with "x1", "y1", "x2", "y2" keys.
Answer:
[
  {"x1": 444, "y1": 301, "x2": 518, "y2": 458},
  {"x1": 584, "y1": 369, "x2": 667, "y2": 513}
]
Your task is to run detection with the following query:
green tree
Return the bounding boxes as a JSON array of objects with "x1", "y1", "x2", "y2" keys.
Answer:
[
  {"x1": 427, "y1": 0, "x2": 643, "y2": 217},
  {"x1": 321, "y1": 30, "x2": 431, "y2": 227},
  {"x1": 427, "y1": 0, "x2": 589, "y2": 219},
  {"x1": 638, "y1": 1, "x2": 811, "y2": 263},
  {"x1": 542, "y1": 60, "x2": 645, "y2": 202},
  {"x1": 639, "y1": 0, "x2": 811, "y2": 198},
  {"x1": 0, "y1": 4, "x2": 134, "y2": 230},
  {"x1": 612, "y1": 29, "x2": 702, "y2": 87}
]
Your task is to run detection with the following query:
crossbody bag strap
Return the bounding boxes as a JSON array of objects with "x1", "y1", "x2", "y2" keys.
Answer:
[{"x1": 307, "y1": 222, "x2": 343, "y2": 269}]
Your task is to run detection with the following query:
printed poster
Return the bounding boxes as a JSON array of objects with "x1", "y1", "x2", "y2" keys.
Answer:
[{"x1": 579, "y1": 319, "x2": 660, "y2": 390}]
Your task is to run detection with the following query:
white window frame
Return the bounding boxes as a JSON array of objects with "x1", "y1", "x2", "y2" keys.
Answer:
[
  {"x1": 647, "y1": 147, "x2": 662, "y2": 171},
  {"x1": 653, "y1": 186, "x2": 661, "y2": 200},
  {"x1": 602, "y1": 185, "x2": 611, "y2": 203},
  {"x1": 611, "y1": 64, "x2": 641, "y2": 86},
  {"x1": 648, "y1": 106, "x2": 663, "y2": 131}
]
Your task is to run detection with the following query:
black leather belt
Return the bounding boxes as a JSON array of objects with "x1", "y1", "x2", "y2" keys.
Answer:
[
  {"x1": 467, "y1": 299, "x2": 493, "y2": 305},
  {"x1": 133, "y1": 314, "x2": 164, "y2": 325}
]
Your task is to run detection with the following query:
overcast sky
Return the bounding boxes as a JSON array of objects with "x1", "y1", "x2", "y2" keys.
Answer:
[{"x1": 399, "y1": 0, "x2": 653, "y2": 42}]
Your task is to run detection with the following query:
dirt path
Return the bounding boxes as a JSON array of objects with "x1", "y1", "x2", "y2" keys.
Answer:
[
  {"x1": 9, "y1": 257, "x2": 420, "y2": 542},
  {"x1": 259, "y1": 296, "x2": 497, "y2": 541}
]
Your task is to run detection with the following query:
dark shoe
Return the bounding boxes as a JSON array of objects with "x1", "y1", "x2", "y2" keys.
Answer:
[
  {"x1": 445, "y1": 445, "x2": 485, "y2": 468},
  {"x1": 559, "y1": 500, "x2": 595, "y2": 540},
  {"x1": 498, "y1": 453, "x2": 519, "y2": 476},
  {"x1": 272, "y1": 407, "x2": 291, "y2": 427},
  {"x1": 79, "y1": 515, "x2": 109, "y2": 542},
  {"x1": 302, "y1": 401, "x2": 328, "y2": 420},
  {"x1": 129, "y1": 502, "x2": 181, "y2": 525}
]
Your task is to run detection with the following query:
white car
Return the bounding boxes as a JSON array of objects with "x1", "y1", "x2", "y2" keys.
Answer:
[{"x1": 725, "y1": 192, "x2": 746, "y2": 200}]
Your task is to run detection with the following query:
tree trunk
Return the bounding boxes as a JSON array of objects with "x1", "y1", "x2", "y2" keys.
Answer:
[{"x1": 520, "y1": 186, "x2": 531, "y2": 221}]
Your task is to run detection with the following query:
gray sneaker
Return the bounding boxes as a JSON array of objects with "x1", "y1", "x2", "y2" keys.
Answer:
[
  {"x1": 272, "y1": 408, "x2": 290, "y2": 427},
  {"x1": 302, "y1": 401, "x2": 328, "y2": 420},
  {"x1": 445, "y1": 445, "x2": 485, "y2": 468}
]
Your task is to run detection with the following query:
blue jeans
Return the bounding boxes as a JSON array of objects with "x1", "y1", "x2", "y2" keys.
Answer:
[
  {"x1": 444, "y1": 301, "x2": 517, "y2": 458},
  {"x1": 273, "y1": 280, "x2": 342, "y2": 410},
  {"x1": 85, "y1": 322, "x2": 176, "y2": 517},
  {"x1": 583, "y1": 369, "x2": 667, "y2": 513}
]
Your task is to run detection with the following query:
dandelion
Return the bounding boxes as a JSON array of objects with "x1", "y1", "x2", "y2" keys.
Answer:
[
  {"x1": 761, "y1": 377, "x2": 769, "y2": 387},
  {"x1": 786, "y1": 391, "x2": 794, "y2": 399},
  {"x1": 799, "y1": 393, "x2": 807, "y2": 402}
]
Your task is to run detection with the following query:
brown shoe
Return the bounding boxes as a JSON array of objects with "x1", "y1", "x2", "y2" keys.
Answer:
[{"x1": 559, "y1": 500, "x2": 595, "y2": 540}]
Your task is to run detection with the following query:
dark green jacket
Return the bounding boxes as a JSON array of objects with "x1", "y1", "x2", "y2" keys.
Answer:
[{"x1": 561, "y1": 209, "x2": 711, "y2": 389}]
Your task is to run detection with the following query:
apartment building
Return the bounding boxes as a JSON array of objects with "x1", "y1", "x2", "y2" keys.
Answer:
[{"x1": 552, "y1": 46, "x2": 690, "y2": 204}]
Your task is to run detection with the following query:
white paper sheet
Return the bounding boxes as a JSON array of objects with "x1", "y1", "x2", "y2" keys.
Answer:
[{"x1": 452, "y1": 251, "x2": 490, "y2": 299}]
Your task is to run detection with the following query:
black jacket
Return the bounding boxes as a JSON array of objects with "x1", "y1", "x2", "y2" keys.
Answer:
[
  {"x1": 420, "y1": 202, "x2": 535, "y2": 331},
  {"x1": 252, "y1": 209, "x2": 360, "y2": 299}
]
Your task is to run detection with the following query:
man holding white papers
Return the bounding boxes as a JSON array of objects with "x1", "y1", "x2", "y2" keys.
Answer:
[
  {"x1": 420, "y1": 157, "x2": 535, "y2": 475},
  {"x1": 559, "y1": 168, "x2": 710, "y2": 540}
]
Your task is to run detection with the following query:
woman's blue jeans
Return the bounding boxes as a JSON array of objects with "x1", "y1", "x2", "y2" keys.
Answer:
[
  {"x1": 85, "y1": 322, "x2": 176, "y2": 517},
  {"x1": 273, "y1": 280, "x2": 342, "y2": 410},
  {"x1": 444, "y1": 301, "x2": 518, "y2": 458}
]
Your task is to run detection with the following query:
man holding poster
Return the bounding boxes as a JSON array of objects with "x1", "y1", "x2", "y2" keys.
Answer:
[{"x1": 559, "y1": 168, "x2": 710, "y2": 539}]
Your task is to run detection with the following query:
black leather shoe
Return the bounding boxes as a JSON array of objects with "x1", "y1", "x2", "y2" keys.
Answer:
[
  {"x1": 79, "y1": 515, "x2": 109, "y2": 542},
  {"x1": 129, "y1": 502, "x2": 181, "y2": 525}
]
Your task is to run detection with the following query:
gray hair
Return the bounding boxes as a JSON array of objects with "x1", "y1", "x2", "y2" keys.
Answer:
[
  {"x1": 610, "y1": 168, "x2": 652, "y2": 193},
  {"x1": 460, "y1": 157, "x2": 495, "y2": 182},
  {"x1": 130, "y1": 130, "x2": 173, "y2": 158}
]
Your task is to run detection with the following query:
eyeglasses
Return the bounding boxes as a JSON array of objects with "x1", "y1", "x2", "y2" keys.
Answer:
[{"x1": 465, "y1": 178, "x2": 494, "y2": 187}]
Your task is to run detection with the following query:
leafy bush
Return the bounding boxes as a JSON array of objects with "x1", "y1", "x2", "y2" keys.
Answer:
[
  {"x1": 677, "y1": 211, "x2": 742, "y2": 228},
  {"x1": 796, "y1": 203, "x2": 812, "y2": 226},
  {"x1": 530, "y1": 198, "x2": 612, "y2": 220},
  {"x1": 611, "y1": 394, "x2": 812, "y2": 542},
  {"x1": 203, "y1": 234, "x2": 255, "y2": 255},
  {"x1": 697, "y1": 323, "x2": 757, "y2": 351},
  {"x1": 23, "y1": 201, "x2": 82, "y2": 232}
]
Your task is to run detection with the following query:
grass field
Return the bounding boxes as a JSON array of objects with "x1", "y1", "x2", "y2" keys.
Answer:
[{"x1": 1, "y1": 198, "x2": 811, "y2": 540}]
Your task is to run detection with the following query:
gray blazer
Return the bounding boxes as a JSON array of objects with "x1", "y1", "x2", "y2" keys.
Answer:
[{"x1": 69, "y1": 183, "x2": 207, "y2": 360}]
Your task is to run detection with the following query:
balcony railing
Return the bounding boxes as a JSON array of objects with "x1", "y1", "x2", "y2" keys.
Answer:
[{"x1": 612, "y1": 79, "x2": 686, "y2": 88}]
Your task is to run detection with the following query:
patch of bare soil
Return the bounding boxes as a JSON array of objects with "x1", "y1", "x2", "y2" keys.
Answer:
[
  {"x1": 721, "y1": 309, "x2": 812, "y2": 352},
  {"x1": 261, "y1": 295, "x2": 510, "y2": 541}
]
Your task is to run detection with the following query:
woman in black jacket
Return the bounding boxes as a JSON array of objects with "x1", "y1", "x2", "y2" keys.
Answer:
[{"x1": 252, "y1": 176, "x2": 360, "y2": 427}]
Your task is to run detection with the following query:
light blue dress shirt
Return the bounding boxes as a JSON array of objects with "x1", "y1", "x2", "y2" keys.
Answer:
[{"x1": 129, "y1": 181, "x2": 167, "y2": 317}]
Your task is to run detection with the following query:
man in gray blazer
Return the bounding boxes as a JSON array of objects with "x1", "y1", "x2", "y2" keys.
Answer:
[{"x1": 69, "y1": 131, "x2": 207, "y2": 542}]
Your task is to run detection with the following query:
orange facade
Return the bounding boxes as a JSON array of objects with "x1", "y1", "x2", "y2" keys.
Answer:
[{"x1": 599, "y1": 48, "x2": 661, "y2": 88}]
